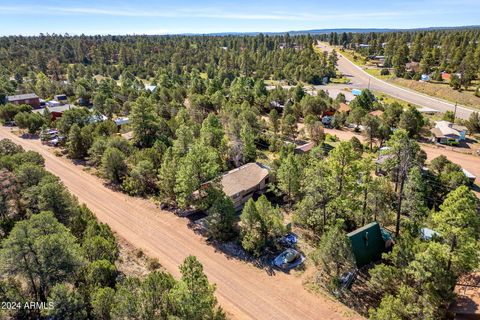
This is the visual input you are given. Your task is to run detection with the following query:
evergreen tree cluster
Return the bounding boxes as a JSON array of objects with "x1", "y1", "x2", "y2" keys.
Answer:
[{"x1": 0, "y1": 138, "x2": 225, "y2": 320}]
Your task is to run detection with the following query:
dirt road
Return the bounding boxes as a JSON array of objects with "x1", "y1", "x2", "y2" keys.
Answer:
[
  {"x1": 317, "y1": 42, "x2": 476, "y2": 120},
  {"x1": 0, "y1": 126, "x2": 360, "y2": 320}
]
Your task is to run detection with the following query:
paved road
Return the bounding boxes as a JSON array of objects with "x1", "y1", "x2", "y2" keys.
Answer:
[
  {"x1": 321, "y1": 127, "x2": 480, "y2": 189},
  {"x1": 317, "y1": 42, "x2": 476, "y2": 120},
  {"x1": 0, "y1": 127, "x2": 360, "y2": 320}
]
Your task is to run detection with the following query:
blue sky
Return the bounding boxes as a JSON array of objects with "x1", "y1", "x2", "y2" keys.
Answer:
[{"x1": 1, "y1": 0, "x2": 480, "y2": 36}]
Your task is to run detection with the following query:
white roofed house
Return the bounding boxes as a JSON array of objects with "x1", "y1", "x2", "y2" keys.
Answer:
[{"x1": 430, "y1": 121, "x2": 468, "y2": 145}]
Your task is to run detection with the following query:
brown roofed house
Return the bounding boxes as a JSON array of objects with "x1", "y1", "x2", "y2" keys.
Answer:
[
  {"x1": 220, "y1": 162, "x2": 270, "y2": 210},
  {"x1": 7, "y1": 93, "x2": 40, "y2": 109}
]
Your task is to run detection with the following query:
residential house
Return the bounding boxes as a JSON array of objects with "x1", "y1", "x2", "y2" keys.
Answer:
[
  {"x1": 431, "y1": 121, "x2": 468, "y2": 145},
  {"x1": 54, "y1": 94, "x2": 68, "y2": 105},
  {"x1": 6, "y1": 93, "x2": 40, "y2": 108},
  {"x1": 206, "y1": 162, "x2": 270, "y2": 210},
  {"x1": 347, "y1": 222, "x2": 393, "y2": 268},
  {"x1": 32, "y1": 104, "x2": 76, "y2": 121},
  {"x1": 375, "y1": 147, "x2": 395, "y2": 177}
]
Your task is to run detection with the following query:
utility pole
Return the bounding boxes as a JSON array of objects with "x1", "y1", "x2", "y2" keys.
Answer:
[
  {"x1": 453, "y1": 102, "x2": 457, "y2": 122},
  {"x1": 368, "y1": 77, "x2": 371, "y2": 90}
]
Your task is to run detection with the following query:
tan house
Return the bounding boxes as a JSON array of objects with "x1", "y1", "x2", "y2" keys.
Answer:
[
  {"x1": 219, "y1": 162, "x2": 270, "y2": 210},
  {"x1": 431, "y1": 120, "x2": 468, "y2": 145}
]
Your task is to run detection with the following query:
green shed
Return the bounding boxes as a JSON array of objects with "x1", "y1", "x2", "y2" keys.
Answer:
[{"x1": 347, "y1": 222, "x2": 386, "y2": 268}]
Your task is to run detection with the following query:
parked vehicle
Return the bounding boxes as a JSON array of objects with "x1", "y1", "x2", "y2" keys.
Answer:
[
  {"x1": 279, "y1": 233, "x2": 298, "y2": 247},
  {"x1": 272, "y1": 248, "x2": 305, "y2": 271},
  {"x1": 339, "y1": 271, "x2": 356, "y2": 290}
]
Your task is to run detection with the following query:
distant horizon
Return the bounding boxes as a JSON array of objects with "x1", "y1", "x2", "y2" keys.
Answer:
[
  {"x1": 1, "y1": 25, "x2": 480, "y2": 37},
  {"x1": 1, "y1": 0, "x2": 480, "y2": 36}
]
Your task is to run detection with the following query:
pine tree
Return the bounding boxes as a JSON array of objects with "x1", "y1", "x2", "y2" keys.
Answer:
[
  {"x1": 101, "y1": 147, "x2": 127, "y2": 184},
  {"x1": 67, "y1": 124, "x2": 85, "y2": 159},
  {"x1": 130, "y1": 97, "x2": 160, "y2": 148},
  {"x1": 277, "y1": 153, "x2": 301, "y2": 203}
]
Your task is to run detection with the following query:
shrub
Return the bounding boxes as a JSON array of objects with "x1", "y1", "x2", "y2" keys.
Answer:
[{"x1": 146, "y1": 257, "x2": 161, "y2": 271}]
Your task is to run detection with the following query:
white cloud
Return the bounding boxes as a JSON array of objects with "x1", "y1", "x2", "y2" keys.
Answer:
[{"x1": 0, "y1": 4, "x2": 442, "y2": 21}]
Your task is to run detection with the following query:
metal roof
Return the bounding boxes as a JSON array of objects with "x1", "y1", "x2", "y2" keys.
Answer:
[
  {"x1": 7, "y1": 93, "x2": 39, "y2": 101},
  {"x1": 347, "y1": 222, "x2": 386, "y2": 268}
]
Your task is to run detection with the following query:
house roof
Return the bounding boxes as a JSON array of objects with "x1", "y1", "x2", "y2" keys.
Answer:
[
  {"x1": 434, "y1": 121, "x2": 462, "y2": 138},
  {"x1": 452, "y1": 124, "x2": 468, "y2": 133},
  {"x1": 462, "y1": 168, "x2": 476, "y2": 180},
  {"x1": 295, "y1": 142, "x2": 315, "y2": 153},
  {"x1": 337, "y1": 103, "x2": 351, "y2": 113},
  {"x1": 32, "y1": 104, "x2": 76, "y2": 114},
  {"x1": 7, "y1": 93, "x2": 39, "y2": 101},
  {"x1": 113, "y1": 117, "x2": 129, "y2": 126},
  {"x1": 145, "y1": 85, "x2": 157, "y2": 92},
  {"x1": 347, "y1": 222, "x2": 386, "y2": 268},
  {"x1": 417, "y1": 107, "x2": 439, "y2": 114},
  {"x1": 369, "y1": 110, "x2": 384, "y2": 117},
  {"x1": 430, "y1": 127, "x2": 446, "y2": 138},
  {"x1": 220, "y1": 163, "x2": 269, "y2": 198},
  {"x1": 406, "y1": 62, "x2": 420, "y2": 71},
  {"x1": 451, "y1": 272, "x2": 480, "y2": 316},
  {"x1": 54, "y1": 94, "x2": 67, "y2": 100}
]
